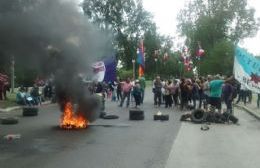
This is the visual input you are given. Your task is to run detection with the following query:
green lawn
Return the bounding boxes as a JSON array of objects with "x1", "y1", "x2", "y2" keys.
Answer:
[{"x1": 0, "y1": 91, "x2": 18, "y2": 109}]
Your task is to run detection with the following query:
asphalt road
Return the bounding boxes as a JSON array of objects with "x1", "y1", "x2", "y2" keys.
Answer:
[
  {"x1": 1, "y1": 89, "x2": 260, "y2": 168},
  {"x1": 0, "y1": 89, "x2": 182, "y2": 168}
]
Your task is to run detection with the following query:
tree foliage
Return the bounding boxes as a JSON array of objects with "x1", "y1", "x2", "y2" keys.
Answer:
[
  {"x1": 83, "y1": 0, "x2": 155, "y2": 68},
  {"x1": 178, "y1": 0, "x2": 259, "y2": 76}
]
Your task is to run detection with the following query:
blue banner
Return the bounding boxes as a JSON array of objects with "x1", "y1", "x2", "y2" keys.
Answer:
[{"x1": 234, "y1": 47, "x2": 260, "y2": 93}]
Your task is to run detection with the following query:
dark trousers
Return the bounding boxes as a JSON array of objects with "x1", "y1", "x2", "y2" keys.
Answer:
[
  {"x1": 172, "y1": 93, "x2": 179, "y2": 106},
  {"x1": 180, "y1": 95, "x2": 188, "y2": 110},
  {"x1": 199, "y1": 93, "x2": 204, "y2": 108},
  {"x1": 120, "y1": 92, "x2": 130, "y2": 107},
  {"x1": 236, "y1": 90, "x2": 246, "y2": 105},
  {"x1": 134, "y1": 94, "x2": 141, "y2": 106},
  {"x1": 117, "y1": 90, "x2": 122, "y2": 101},
  {"x1": 165, "y1": 94, "x2": 173, "y2": 108},
  {"x1": 154, "y1": 91, "x2": 162, "y2": 106},
  {"x1": 224, "y1": 97, "x2": 232, "y2": 113}
]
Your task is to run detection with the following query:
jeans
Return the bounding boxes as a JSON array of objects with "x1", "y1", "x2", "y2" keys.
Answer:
[
  {"x1": 117, "y1": 90, "x2": 122, "y2": 101},
  {"x1": 154, "y1": 91, "x2": 162, "y2": 106},
  {"x1": 224, "y1": 97, "x2": 232, "y2": 114},
  {"x1": 120, "y1": 92, "x2": 130, "y2": 107}
]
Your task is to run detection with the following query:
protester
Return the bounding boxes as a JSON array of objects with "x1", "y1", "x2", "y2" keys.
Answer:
[
  {"x1": 16, "y1": 87, "x2": 27, "y2": 105},
  {"x1": 209, "y1": 75, "x2": 233, "y2": 113},
  {"x1": 31, "y1": 84, "x2": 41, "y2": 105},
  {"x1": 179, "y1": 78, "x2": 189, "y2": 110},
  {"x1": 222, "y1": 79, "x2": 234, "y2": 114},
  {"x1": 115, "y1": 77, "x2": 122, "y2": 102},
  {"x1": 172, "y1": 79, "x2": 179, "y2": 107},
  {"x1": 191, "y1": 79, "x2": 200, "y2": 109},
  {"x1": 198, "y1": 77, "x2": 205, "y2": 108},
  {"x1": 153, "y1": 76, "x2": 162, "y2": 107},
  {"x1": 139, "y1": 76, "x2": 146, "y2": 104},
  {"x1": 164, "y1": 80, "x2": 173, "y2": 108},
  {"x1": 236, "y1": 84, "x2": 247, "y2": 105},
  {"x1": 119, "y1": 77, "x2": 132, "y2": 108},
  {"x1": 133, "y1": 80, "x2": 142, "y2": 107}
]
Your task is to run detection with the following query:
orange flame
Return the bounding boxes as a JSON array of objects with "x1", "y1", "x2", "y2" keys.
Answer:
[{"x1": 60, "y1": 102, "x2": 88, "y2": 129}]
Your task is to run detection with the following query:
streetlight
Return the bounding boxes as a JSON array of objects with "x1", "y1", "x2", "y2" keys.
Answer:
[{"x1": 132, "y1": 59, "x2": 136, "y2": 80}]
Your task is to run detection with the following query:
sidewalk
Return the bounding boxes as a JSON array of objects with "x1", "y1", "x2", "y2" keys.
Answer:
[
  {"x1": 234, "y1": 96, "x2": 260, "y2": 120},
  {"x1": 0, "y1": 101, "x2": 52, "y2": 119},
  {"x1": 165, "y1": 109, "x2": 260, "y2": 168}
]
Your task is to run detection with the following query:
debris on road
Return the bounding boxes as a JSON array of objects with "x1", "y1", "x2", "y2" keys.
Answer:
[
  {"x1": 200, "y1": 124, "x2": 210, "y2": 131},
  {"x1": 99, "y1": 112, "x2": 119, "y2": 119},
  {"x1": 3, "y1": 134, "x2": 21, "y2": 140},
  {"x1": 154, "y1": 111, "x2": 169, "y2": 121},
  {"x1": 180, "y1": 109, "x2": 239, "y2": 124}
]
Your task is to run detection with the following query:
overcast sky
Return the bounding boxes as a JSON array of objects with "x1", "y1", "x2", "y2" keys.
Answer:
[{"x1": 143, "y1": 0, "x2": 260, "y2": 55}]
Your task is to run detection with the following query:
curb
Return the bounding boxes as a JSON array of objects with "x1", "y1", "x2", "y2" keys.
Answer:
[
  {"x1": 0, "y1": 101, "x2": 52, "y2": 113},
  {"x1": 234, "y1": 104, "x2": 260, "y2": 120}
]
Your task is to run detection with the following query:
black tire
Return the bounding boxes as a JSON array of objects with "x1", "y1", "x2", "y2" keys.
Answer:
[
  {"x1": 1, "y1": 117, "x2": 19, "y2": 125},
  {"x1": 102, "y1": 115, "x2": 119, "y2": 119},
  {"x1": 213, "y1": 113, "x2": 225, "y2": 123},
  {"x1": 191, "y1": 109, "x2": 207, "y2": 124},
  {"x1": 130, "y1": 114, "x2": 144, "y2": 120},
  {"x1": 129, "y1": 109, "x2": 144, "y2": 120},
  {"x1": 180, "y1": 113, "x2": 191, "y2": 121},
  {"x1": 99, "y1": 112, "x2": 107, "y2": 118},
  {"x1": 223, "y1": 112, "x2": 238, "y2": 124},
  {"x1": 154, "y1": 114, "x2": 169, "y2": 121},
  {"x1": 23, "y1": 107, "x2": 39, "y2": 116}
]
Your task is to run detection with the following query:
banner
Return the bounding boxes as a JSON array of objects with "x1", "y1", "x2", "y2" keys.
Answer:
[
  {"x1": 234, "y1": 47, "x2": 260, "y2": 93},
  {"x1": 92, "y1": 57, "x2": 116, "y2": 82}
]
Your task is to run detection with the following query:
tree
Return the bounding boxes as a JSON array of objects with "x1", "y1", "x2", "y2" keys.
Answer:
[
  {"x1": 178, "y1": 0, "x2": 259, "y2": 75},
  {"x1": 83, "y1": 0, "x2": 156, "y2": 68}
]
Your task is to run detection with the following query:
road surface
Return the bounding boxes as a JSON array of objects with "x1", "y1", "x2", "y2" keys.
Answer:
[{"x1": 1, "y1": 89, "x2": 260, "y2": 168}]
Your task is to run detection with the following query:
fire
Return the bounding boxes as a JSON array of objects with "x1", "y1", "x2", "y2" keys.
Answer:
[{"x1": 60, "y1": 102, "x2": 88, "y2": 129}]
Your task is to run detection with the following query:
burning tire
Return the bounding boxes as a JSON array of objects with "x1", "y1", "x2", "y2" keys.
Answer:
[
  {"x1": 1, "y1": 117, "x2": 19, "y2": 125},
  {"x1": 23, "y1": 107, "x2": 39, "y2": 116},
  {"x1": 191, "y1": 109, "x2": 207, "y2": 124}
]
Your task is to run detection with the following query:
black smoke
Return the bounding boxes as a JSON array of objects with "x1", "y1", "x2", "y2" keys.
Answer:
[{"x1": 0, "y1": 0, "x2": 112, "y2": 120}]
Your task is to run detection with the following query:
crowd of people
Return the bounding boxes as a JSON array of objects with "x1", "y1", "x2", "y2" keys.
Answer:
[
  {"x1": 88, "y1": 74, "x2": 260, "y2": 114},
  {"x1": 90, "y1": 77, "x2": 146, "y2": 108},
  {"x1": 152, "y1": 75, "x2": 260, "y2": 113}
]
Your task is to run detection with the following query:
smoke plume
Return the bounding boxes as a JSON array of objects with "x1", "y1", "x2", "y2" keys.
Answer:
[{"x1": 0, "y1": 0, "x2": 112, "y2": 120}]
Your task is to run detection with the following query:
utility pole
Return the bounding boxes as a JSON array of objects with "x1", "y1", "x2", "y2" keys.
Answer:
[
  {"x1": 11, "y1": 55, "x2": 15, "y2": 93},
  {"x1": 132, "y1": 59, "x2": 135, "y2": 80}
]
